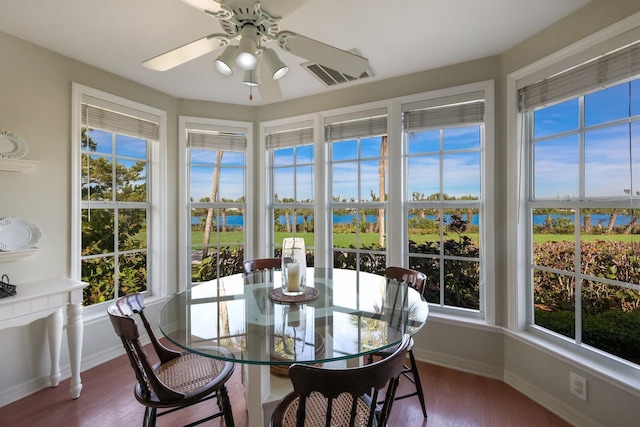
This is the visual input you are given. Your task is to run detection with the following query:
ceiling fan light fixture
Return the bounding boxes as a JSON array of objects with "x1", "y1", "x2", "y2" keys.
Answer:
[
  {"x1": 262, "y1": 48, "x2": 288, "y2": 80},
  {"x1": 242, "y1": 68, "x2": 261, "y2": 87},
  {"x1": 214, "y1": 45, "x2": 237, "y2": 76},
  {"x1": 235, "y1": 26, "x2": 259, "y2": 70}
]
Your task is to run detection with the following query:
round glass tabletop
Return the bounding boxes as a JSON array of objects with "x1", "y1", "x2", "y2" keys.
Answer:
[{"x1": 159, "y1": 268, "x2": 429, "y2": 365}]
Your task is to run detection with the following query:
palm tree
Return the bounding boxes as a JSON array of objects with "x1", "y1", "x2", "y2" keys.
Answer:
[
  {"x1": 220, "y1": 197, "x2": 234, "y2": 231},
  {"x1": 202, "y1": 151, "x2": 223, "y2": 258},
  {"x1": 412, "y1": 192, "x2": 427, "y2": 218},
  {"x1": 606, "y1": 209, "x2": 618, "y2": 234},
  {"x1": 583, "y1": 209, "x2": 592, "y2": 233},
  {"x1": 377, "y1": 135, "x2": 388, "y2": 247},
  {"x1": 622, "y1": 208, "x2": 639, "y2": 234}
]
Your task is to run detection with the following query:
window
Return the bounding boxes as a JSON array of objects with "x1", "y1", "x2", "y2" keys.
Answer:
[
  {"x1": 266, "y1": 121, "x2": 315, "y2": 259},
  {"x1": 404, "y1": 92, "x2": 486, "y2": 313},
  {"x1": 519, "y1": 41, "x2": 640, "y2": 365},
  {"x1": 181, "y1": 117, "x2": 249, "y2": 287},
  {"x1": 326, "y1": 110, "x2": 388, "y2": 273},
  {"x1": 72, "y1": 84, "x2": 166, "y2": 308}
]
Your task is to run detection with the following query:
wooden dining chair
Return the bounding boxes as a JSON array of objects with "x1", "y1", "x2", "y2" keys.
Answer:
[
  {"x1": 366, "y1": 266, "x2": 428, "y2": 419},
  {"x1": 243, "y1": 257, "x2": 281, "y2": 274},
  {"x1": 107, "y1": 293, "x2": 235, "y2": 427},
  {"x1": 243, "y1": 257, "x2": 281, "y2": 284},
  {"x1": 270, "y1": 334, "x2": 411, "y2": 427}
]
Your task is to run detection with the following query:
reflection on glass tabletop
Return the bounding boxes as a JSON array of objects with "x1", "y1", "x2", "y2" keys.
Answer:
[{"x1": 159, "y1": 268, "x2": 429, "y2": 365}]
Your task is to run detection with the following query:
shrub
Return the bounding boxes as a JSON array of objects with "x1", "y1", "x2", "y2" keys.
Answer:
[{"x1": 535, "y1": 307, "x2": 640, "y2": 363}]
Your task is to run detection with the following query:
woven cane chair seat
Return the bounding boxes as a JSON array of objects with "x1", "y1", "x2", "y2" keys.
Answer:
[
  {"x1": 108, "y1": 293, "x2": 235, "y2": 426},
  {"x1": 155, "y1": 352, "x2": 230, "y2": 395},
  {"x1": 270, "y1": 335, "x2": 411, "y2": 427},
  {"x1": 280, "y1": 392, "x2": 371, "y2": 427}
]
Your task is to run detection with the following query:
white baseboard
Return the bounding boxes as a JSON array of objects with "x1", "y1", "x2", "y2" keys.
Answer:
[
  {"x1": 411, "y1": 347, "x2": 601, "y2": 427},
  {"x1": 0, "y1": 375, "x2": 59, "y2": 408},
  {"x1": 0, "y1": 332, "x2": 154, "y2": 408},
  {"x1": 412, "y1": 347, "x2": 504, "y2": 380},
  {"x1": 504, "y1": 369, "x2": 601, "y2": 427}
]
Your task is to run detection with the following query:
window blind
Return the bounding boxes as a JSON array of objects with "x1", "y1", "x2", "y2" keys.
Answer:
[
  {"x1": 325, "y1": 115, "x2": 387, "y2": 141},
  {"x1": 404, "y1": 100, "x2": 485, "y2": 131},
  {"x1": 266, "y1": 126, "x2": 314, "y2": 149},
  {"x1": 187, "y1": 131, "x2": 246, "y2": 151},
  {"x1": 519, "y1": 40, "x2": 640, "y2": 112},
  {"x1": 81, "y1": 103, "x2": 159, "y2": 141}
]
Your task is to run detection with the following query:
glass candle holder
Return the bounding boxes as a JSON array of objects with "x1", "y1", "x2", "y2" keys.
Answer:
[{"x1": 281, "y1": 237, "x2": 306, "y2": 295}]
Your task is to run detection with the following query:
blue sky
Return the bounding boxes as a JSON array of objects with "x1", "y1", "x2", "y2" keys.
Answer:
[
  {"x1": 92, "y1": 78, "x2": 640, "y2": 205},
  {"x1": 533, "y1": 79, "x2": 640, "y2": 198}
]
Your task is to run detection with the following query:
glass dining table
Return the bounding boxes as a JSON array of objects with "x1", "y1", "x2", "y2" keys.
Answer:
[{"x1": 159, "y1": 267, "x2": 429, "y2": 427}]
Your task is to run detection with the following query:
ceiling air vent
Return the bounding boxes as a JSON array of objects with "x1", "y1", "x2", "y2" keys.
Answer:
[{"x1": 302, "y1": 50, "x2": 374, "y2": 87}]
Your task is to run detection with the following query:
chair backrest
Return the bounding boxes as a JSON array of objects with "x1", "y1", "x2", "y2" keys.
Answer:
[
  {"x1": 108, "y1": 293, "x2": 184, "y2": 402},
  {"x1": 243, "y1": 257, "x2": 281, "y2": 274},
  {"x1": 386, "y1": 266, "x2": 427, "y2": 295},
  {"x1": 284, "y1": 335, "x2": 411, "y2": 427},
  {"x1": 243, "y1": 258, "x2": 281, "y2": 284}
]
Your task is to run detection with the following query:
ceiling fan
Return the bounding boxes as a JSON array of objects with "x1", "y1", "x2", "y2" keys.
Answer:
[{"x1": 143, "y1": 0, "x2": 369, "y2": 101}]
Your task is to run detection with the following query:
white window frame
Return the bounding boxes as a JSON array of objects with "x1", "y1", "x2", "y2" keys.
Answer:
[
  {"x1": 262, "y1": 116, "x2": 318, "y2": 257},
  {"x1": 325, "y1": 107, "x2": 389, "y2": 273},
  {"x1": 507, "y1": 12, "x2": 640, "y2": 382},
  {"x1": 257, "y1": 85, "x2": 495, "y2": 322},
  {"x1": 71, "y1": 83, "x2": 167, "y2": 314},
  {"x1": 178, "y1": 116, "x2": 254, "y2": 290},
  {"x1": 401, "y1": 82, "x2": 494, "y2": 321}
]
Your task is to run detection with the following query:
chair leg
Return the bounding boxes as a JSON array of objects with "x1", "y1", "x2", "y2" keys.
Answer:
[
  {"x1": 217, "y1": 385, "x2": 235, "y2": 427},
  {"x1": 407, "y1": 350, "x2": 427, "y2": 419},
  {"x1": 143, "y1": 407, "x2": 157, "y2": 427}
]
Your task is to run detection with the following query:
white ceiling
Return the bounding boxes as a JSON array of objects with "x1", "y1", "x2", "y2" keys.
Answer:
[{"x1": 0, "y1": 0, "x2": 592, "y2": 106}]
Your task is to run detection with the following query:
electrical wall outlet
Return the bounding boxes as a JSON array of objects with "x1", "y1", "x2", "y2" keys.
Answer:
[{"x1": 570, "y1": 372, "x2": 587, "y2": 400}]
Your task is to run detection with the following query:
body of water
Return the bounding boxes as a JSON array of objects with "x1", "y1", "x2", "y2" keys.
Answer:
[
  {"x1": 533, "y1": 213, "x2": 635, "y2": 227},
  {"x1": 191, "y1": 213, "x2": 636, "y2": 228}
]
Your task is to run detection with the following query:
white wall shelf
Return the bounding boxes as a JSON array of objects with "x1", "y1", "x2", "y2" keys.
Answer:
[
  {"x1": 0, "y1": 158, "x2": 39, "y2": 172},
  {"x1": 0, "y1": 248, "x2": 38, "y2": 262}
]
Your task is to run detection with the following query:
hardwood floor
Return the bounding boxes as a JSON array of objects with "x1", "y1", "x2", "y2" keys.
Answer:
[{"x1": 0, "y1": 343, "x2": 570, "y2": 427}]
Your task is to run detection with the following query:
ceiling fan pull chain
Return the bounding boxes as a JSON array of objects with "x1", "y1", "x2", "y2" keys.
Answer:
[{"x1": 249, "y1": 70, "x2": 253, "y2": 101}]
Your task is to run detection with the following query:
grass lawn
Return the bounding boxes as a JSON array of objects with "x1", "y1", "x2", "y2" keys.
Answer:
[
  {"x1": 188, "y1": 229, "x2": 639, "y2": 247},
  {"x1": 189, "y1": 230, "x2": 477, "y2": 247}
]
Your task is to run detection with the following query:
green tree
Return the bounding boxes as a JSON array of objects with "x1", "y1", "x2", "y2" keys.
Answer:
[{"x1": 81, "y1": 129, "x2": 147, "y2": 305}]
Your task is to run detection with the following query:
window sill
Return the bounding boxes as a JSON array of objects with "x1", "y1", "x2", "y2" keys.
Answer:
[
  {"x1": 505, "y1": 328, "x2": 640, "y2": 397},
  {"x1": 427, "y1": 307, "x2": 497, "y2": 332}
]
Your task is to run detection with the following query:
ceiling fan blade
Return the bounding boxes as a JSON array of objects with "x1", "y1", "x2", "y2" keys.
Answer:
[
  {"x1": 258, "y1": 64, "x2": 283, "y2": 102},
  {"x1": 143, "y1": 35, "x2": 225, "y2": 71},
  {"x1": 180, "y1": 0, "x2": 308, "y2": 18},
  {"x1": 255, "y1": 0, "x2": 310, "y2": 18},
  {"x1": 279, "y1": 32, "x2": 368, "y2": 77},
  {"x1": 179, "y1": 0, "x2": 223, "y2": 14}
]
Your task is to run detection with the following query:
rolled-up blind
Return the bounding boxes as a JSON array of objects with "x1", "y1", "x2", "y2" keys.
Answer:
[
  {"x1": 325, "y1": 108, "x2": 387, "y2": 141},
  {"x1": 187, "y1": 131, "x2": 246, "y2": 151},
  {"x1": 81, "y1": 103, "x2": 159, "y2": 141},
  {"x1": 185, "y1": 122, "x2": 247, "y2": 151},
  {"x1": 266, "y1": 126, "x2": 314, "y2": 149},
  {"x1": 519, "y1": 41, "x2": 640, "y2": 112},
  {"x1": 404, "y1": 99, "x2": 484, "y2": 131}
]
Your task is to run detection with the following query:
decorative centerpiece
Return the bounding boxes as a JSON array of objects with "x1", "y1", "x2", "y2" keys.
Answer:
[
  {"x1": 281, "y1": 237, "x2": 307, "y2": 296},
  {"x1": 268, "y1": 237, "x2": 319, "y2": 303}
]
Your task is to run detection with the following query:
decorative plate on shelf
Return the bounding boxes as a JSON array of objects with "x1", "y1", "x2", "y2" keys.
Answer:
[
  {"x1": 0, "y1": 217, "x2": 42, "y2": 251},
  {"x1": 0, "y1": 130, "x2": 28, "y2": 159}
]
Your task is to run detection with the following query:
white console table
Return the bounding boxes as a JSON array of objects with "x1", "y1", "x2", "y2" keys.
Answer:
[{"x1": 0, "y1": 278, "x2": 87, "y2": 399}]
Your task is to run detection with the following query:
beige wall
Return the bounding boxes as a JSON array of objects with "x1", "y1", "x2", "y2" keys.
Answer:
[{"x1": 2, "y1": 0, "x2": 640, "y2": 424}]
